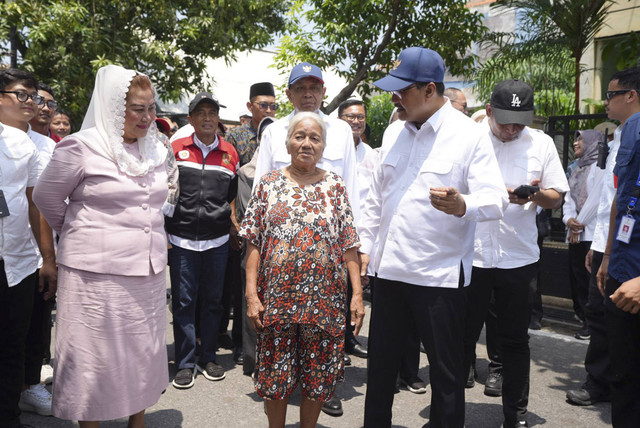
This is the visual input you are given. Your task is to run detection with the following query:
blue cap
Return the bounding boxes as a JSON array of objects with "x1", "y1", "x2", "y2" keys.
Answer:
[
  {"x1": 374, "y1": 47, "x2": 445, "y2": 91},
  {"x1": 288, "y1": 62, "x2": 324, "y2": 86}
]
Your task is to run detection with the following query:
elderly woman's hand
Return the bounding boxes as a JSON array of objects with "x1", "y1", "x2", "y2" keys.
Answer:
[
  {"x1": 350, "y1": 293, "x2": 365, "y2": 337},
  {"x1": 247, "y1": 295, "x2": 265, "y2": 333}
]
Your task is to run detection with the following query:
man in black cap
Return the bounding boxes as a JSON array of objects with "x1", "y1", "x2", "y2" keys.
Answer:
[
  {"x1": 220, "y1": 82, "x2": 278, "y2": 364},
  {"x1": 166, "y1": 92, "x2": 240, "y2": 389},
  {"x1": 219, "y1": 82, "x2": 279, "y2": 367},
  {"x1": 464, "y1": 79, "x2": 568, "y2": 428},
  {"x1": 226, "y1": 82, "x2": 278, "y2": 167},
  {"x1": 359, "y1": 47, "x2": 508, "y2": 428}
]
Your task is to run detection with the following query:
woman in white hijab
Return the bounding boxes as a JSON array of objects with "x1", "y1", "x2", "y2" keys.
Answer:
[{"x1": 34, "y1": 65, "x2": 169, "y2": 427}]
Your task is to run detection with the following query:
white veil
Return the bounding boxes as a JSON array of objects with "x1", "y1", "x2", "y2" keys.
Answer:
[{"x1": 73, "y1": 64, "x2": 167, "y2": 177}]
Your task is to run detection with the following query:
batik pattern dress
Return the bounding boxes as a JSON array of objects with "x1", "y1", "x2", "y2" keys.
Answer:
[{"x1": 240, "y1": 169, "x2": 359, "y2": 399}]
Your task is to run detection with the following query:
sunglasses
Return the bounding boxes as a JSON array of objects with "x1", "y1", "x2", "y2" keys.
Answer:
[
  {"x1": 605, "y1": 89, "x2": 636, "y2": 101},
  {"x1": 253, "y1": 102, "x2": 279, "y2": 111}
]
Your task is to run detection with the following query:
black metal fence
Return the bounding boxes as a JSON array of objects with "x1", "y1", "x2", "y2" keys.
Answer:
[{"x1": 544, "y1": 113, "x2": 611, "y2": 241}]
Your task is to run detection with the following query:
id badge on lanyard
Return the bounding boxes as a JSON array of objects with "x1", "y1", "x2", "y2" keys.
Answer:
[{"x1": 616, "y1": 170, "x2": 640, "y2": 243}]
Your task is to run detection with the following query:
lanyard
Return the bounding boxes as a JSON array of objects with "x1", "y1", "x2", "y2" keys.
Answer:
[{"x1": 625, "y1": 168, "x2": 640, "y2": 215}]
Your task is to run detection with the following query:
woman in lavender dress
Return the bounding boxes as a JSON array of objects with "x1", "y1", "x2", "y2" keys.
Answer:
[{"x1": 33, "y1": 65, "x2": 169, "y2": 427}]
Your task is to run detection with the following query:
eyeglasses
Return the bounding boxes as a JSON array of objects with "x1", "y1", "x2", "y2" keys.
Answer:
[
  {"x1": 253, "y1": 101, "x2": 279, "y2": 111},
  {"x1": 341, "y1": 114, "x2": 366, "y2": 122},
  {"x1": 392, "y1": 84, "x2": 417, "y2": 99},
  {"x1": 605, "y1": 89, "x2": 636, "y2": 100},
  {"x1": 42, "y1": 100, "x2": 57, "y2": 110},
  {"x1": 0, "y1": 90, "x2": 45, "y2": 105}
]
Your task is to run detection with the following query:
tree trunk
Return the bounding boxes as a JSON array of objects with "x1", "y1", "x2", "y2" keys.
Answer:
[
  {"x1": 9, "y1": 26, "x2": 18, "y2": 68},
  {"x1": 574, "y1": 56, "x2": 581, "y2": 114}
]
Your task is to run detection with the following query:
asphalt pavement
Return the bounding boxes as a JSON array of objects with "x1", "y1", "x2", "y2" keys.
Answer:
[{"x1": 22, "y1": 287, "x2": 612, "y2": 428}]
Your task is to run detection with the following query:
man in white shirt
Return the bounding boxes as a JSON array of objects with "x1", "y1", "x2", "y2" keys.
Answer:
[
  {"x1": 0, "y1": 69, "x2": 57, "y2": 420},
  {"x1": 337, "y1": 99, "x2": 374, "y2": 359},
  {"x1": 253, "y1": 62, "x2": 358, "y2": 220},
  {"x1": 360, "y1": 47, "x2": 508, "y2": 428},
  {"x1": 464, "y1": 80, "x2": 569, "y2": 428}
]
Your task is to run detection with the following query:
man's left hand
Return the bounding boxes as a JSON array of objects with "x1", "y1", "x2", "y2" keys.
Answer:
[
  {"x1": 610, "y1": 276, "x2": 640, "y2": 314},
  {"x1": 39, "y1": 259, "x2": 57, "y2": 301},
  {"x1": 229, "y1": 223, "x2": 242, "y2": 251},
  {"x1": 429, "y1": 187, "x2": 466, "y2": 217}
]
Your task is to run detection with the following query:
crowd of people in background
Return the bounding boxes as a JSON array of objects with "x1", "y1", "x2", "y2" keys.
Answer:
[{"x1": 0, "y1": 46, "x2": 639, "y2": 428}]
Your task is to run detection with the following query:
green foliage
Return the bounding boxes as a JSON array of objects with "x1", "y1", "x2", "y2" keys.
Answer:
[
  {"x1": 472, "y1": 33, "x2": 576, "y2": 117},
  {"x1": 602, "y1": 32, "x2": 640, "y2": 71},
  {"x1": 0, "y1": 0, "x2": 289, "y2": 126},
  {"x1": 491, "y1": 0, "x2": 614, "y2": 113},
  {"x1": 274, "y1": 0, "x2": 486, "y2": 114},
  {"x1": 365, "y1": 93, "x2": 394, "y2": 148}
]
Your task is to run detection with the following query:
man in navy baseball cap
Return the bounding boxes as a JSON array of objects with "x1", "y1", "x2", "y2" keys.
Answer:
[
  {"x1": 362, "y1": 47, "x2": 508, "y2": 427},
  {"x1": 373, "y1": 47, "x2": 445, "y2": 91}
]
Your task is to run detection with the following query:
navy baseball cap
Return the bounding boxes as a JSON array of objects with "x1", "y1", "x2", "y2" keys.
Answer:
[
  {"x1": 374, "y1": 47, "x2": 445, "y2": 91},
  {"x1": 490, "y1": 80, "x2": 534, "y2": 126},
  {"x1": 288, "y1": 62, "x2": 324, "y2": 86},
  {"x1": 188, "y1": 92, "x2": 226, "y2": 114}
]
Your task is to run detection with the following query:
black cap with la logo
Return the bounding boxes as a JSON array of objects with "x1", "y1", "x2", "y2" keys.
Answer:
[{"x1": 490, "y1": 79, "x2": 534, "y2": 126}]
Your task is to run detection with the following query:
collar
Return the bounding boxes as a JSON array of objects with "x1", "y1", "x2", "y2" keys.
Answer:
[
  {"x1": 289, "y1": 110, "x2": 329, "y2": 123},
  {"x1": 404, "y1": 99, "x2": 450, "y2": 135},
  {"x1": 487, "y1": 122, "x2": 531, "y2": 145},
  {"x1": 193, "y1": 133, "x2": 219, "y2": 151}
]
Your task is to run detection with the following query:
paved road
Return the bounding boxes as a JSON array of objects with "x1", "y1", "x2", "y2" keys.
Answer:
[{"x1": 23, "y1": 290, "x2": 611, "y2": 428}]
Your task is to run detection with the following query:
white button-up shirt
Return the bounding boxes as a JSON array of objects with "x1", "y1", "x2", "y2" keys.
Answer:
[
  {"x1": 355, "y1": 139, "x2": 378, "y2": 217},
  {"x1": 0, "y1": 122, "x2": 41, "y2": 286},
  {"x1": 253, "y1": 111, "x2": 359, "y2": 220},
  {"x1": 359, "y1": 102, "x2": 508, "y2": 288},
  {"x1": 355, "y1": 139, "x2": 379, "y2": 276},
  {"x1": 591, "y1": 128, "x2": 621, "y2": 252},
  {"x1": 27, "y1": 125, "x2": 55, "y2": 170},
  {"x1": 474, "y1": 125, "x2": 569, "y2": 269}
]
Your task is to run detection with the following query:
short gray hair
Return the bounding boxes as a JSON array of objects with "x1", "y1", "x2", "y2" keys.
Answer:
[{"x1": 286, "y1": 111, "x2": 327, "y2": 149}]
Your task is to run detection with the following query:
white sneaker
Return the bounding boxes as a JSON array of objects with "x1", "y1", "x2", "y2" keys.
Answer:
[
  {"x1": 19, "y1": 383, "x2": 52, "y2": 416},
  {"x1": 40, "y1": 364, "x2": 54, "y2": 385}
]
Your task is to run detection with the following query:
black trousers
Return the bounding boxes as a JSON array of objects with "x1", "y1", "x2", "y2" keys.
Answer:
[
  {"x1": 369, "y1": 276, "x2": 421, "y2": 382},
  {"x1": 582, "y1": 251, "x2": 611, "y2": 393},
  {"x1": 0, "y1": 267, "x2": 36, "y2": 428},
  {"x1": 220, "y1": 247, "x2": 243, "y2": 348},
  {"x1": 568, "y1": 241, "x2": 592, "y2": 323},
  {"x1": 605, "y1": 277, "x2": 640, "y2": 428},
  {"x1": 470, "y1": 292, "x2": 503, "y2": 373},
  {"x1": 463, "y1": 264, "x2": 537, "y2": 427},
  {"x1": 240, "y1": 245, "x2": 258, "y2": 375},
  {"x1": 365, "y1": 278, "x2": 466, "y2": 428},
  {"x1": 24, "y1": 269, "x2": 54, "y2": 386}
]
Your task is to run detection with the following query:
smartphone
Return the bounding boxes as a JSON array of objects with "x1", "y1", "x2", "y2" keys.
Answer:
[{"x1": 513, "y1": 185, "x2": 539, "y2": 199}]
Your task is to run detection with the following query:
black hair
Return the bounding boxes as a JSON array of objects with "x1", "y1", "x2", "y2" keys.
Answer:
[
  {"x1": 37, "y1": 82, "x2": 55, "y2": 99},
  {"x1": 53, "y1": 108, "x2": 69, "y2": 117},
  {"x1": 610, "y1": 66, "x2": 640, "y2": 93},
  {"x1": 338, "y1": 99, "x2": 366, "y2": 117},
  {"x1": 416, "y1": 81, "x2": 445, "y2": 96},
  {"x1": 0, "y1": 68, "x2": 38, "y2": 91}
]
